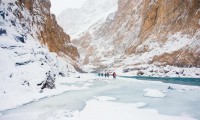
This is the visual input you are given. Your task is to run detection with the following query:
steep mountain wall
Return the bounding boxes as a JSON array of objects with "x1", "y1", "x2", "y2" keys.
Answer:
[
  {"x1": 126, "y1": 0, "x2": 200, "y2": 67},
  {"x1": 73, "y1": 0, "x2": 200, "y2": 68},
  {"x1": 0, "y1": 0, "x2": 79, "y2": 102},
  {"x1": 17, "y1": 0, "x2": 79, "y2": 60}
]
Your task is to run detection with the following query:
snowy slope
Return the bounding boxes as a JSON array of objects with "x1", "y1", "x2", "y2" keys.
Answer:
[
  {"x1": 0, "y1": 0, "x2": 79, "y2": 110},
  {"x1": 57, "y1": 0, "x2": 118, "y2": 38}
]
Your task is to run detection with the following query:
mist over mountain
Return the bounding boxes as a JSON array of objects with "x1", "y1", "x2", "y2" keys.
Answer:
[{"x1": 57, "y1": 0, "x2": 118, "y2": 38}]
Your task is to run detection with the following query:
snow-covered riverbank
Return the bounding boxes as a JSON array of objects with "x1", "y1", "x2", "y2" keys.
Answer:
[
  {"x1": 0, "y1": 74, "x2": 97, "y2": 111},
  {"x1": 113, "y1": 64, "x2": 200, "y2": 78}
]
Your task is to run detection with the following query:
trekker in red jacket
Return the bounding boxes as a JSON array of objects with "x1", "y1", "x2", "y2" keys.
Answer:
[{"x1": 113, "y1": 72, "x2": 116, "y2": 79}]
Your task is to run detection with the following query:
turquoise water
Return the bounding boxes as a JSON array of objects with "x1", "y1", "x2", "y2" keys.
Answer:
[{"x1": 120, "y1": 76, "x2": 200, "y2": 86}]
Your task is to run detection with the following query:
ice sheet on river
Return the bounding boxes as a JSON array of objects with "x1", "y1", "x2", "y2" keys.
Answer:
[
  {"x1": 1, "y1": 96, "x2": 196, "y2": 120},
  {"x1": 66, "y1": 96, "x2": 196, "y2": 120},
  {"x1": 143, "y1": 88, "x2": 166, "y2": 98},
  {"x1": 1, "y1": 75, "x2": 200, "y2": 120}
]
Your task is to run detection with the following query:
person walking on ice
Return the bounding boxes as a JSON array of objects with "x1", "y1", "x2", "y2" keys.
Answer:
[
  {"x1": 105, "y1": 72, "x2": 107, "y2": 77},
  {"x1": 113, "y1": 72, "x2": 116, "y2": 79}
]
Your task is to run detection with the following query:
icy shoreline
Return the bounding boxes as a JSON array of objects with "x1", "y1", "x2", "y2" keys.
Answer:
[{"x1": 0, "y1": 74, "x2": 95, "y2": 112}]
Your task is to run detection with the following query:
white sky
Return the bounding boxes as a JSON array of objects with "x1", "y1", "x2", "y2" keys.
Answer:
[{"x1": 50, "y1": 0, "x2": 86, "y2": 16}]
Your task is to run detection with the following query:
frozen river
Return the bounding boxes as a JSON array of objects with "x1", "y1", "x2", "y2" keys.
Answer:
[{"x1": 1, "y1": 75, "x2": 200, "y2": 120}]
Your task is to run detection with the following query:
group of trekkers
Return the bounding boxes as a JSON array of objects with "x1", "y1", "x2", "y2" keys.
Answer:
[{"x1": 98, "y1": 71, "x2": 116, "y2": 79}]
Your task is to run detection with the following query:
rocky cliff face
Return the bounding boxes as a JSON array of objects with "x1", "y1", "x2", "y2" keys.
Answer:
[
  {"x1": 126, "y1": 0, "x2": 200, "y2": 67},
  {"x1": 73, "y1": 0, "x2": 200, "y2": 68},
  {"x1": 17, "y1": 0, "x2": 79, "y2": 60}
]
